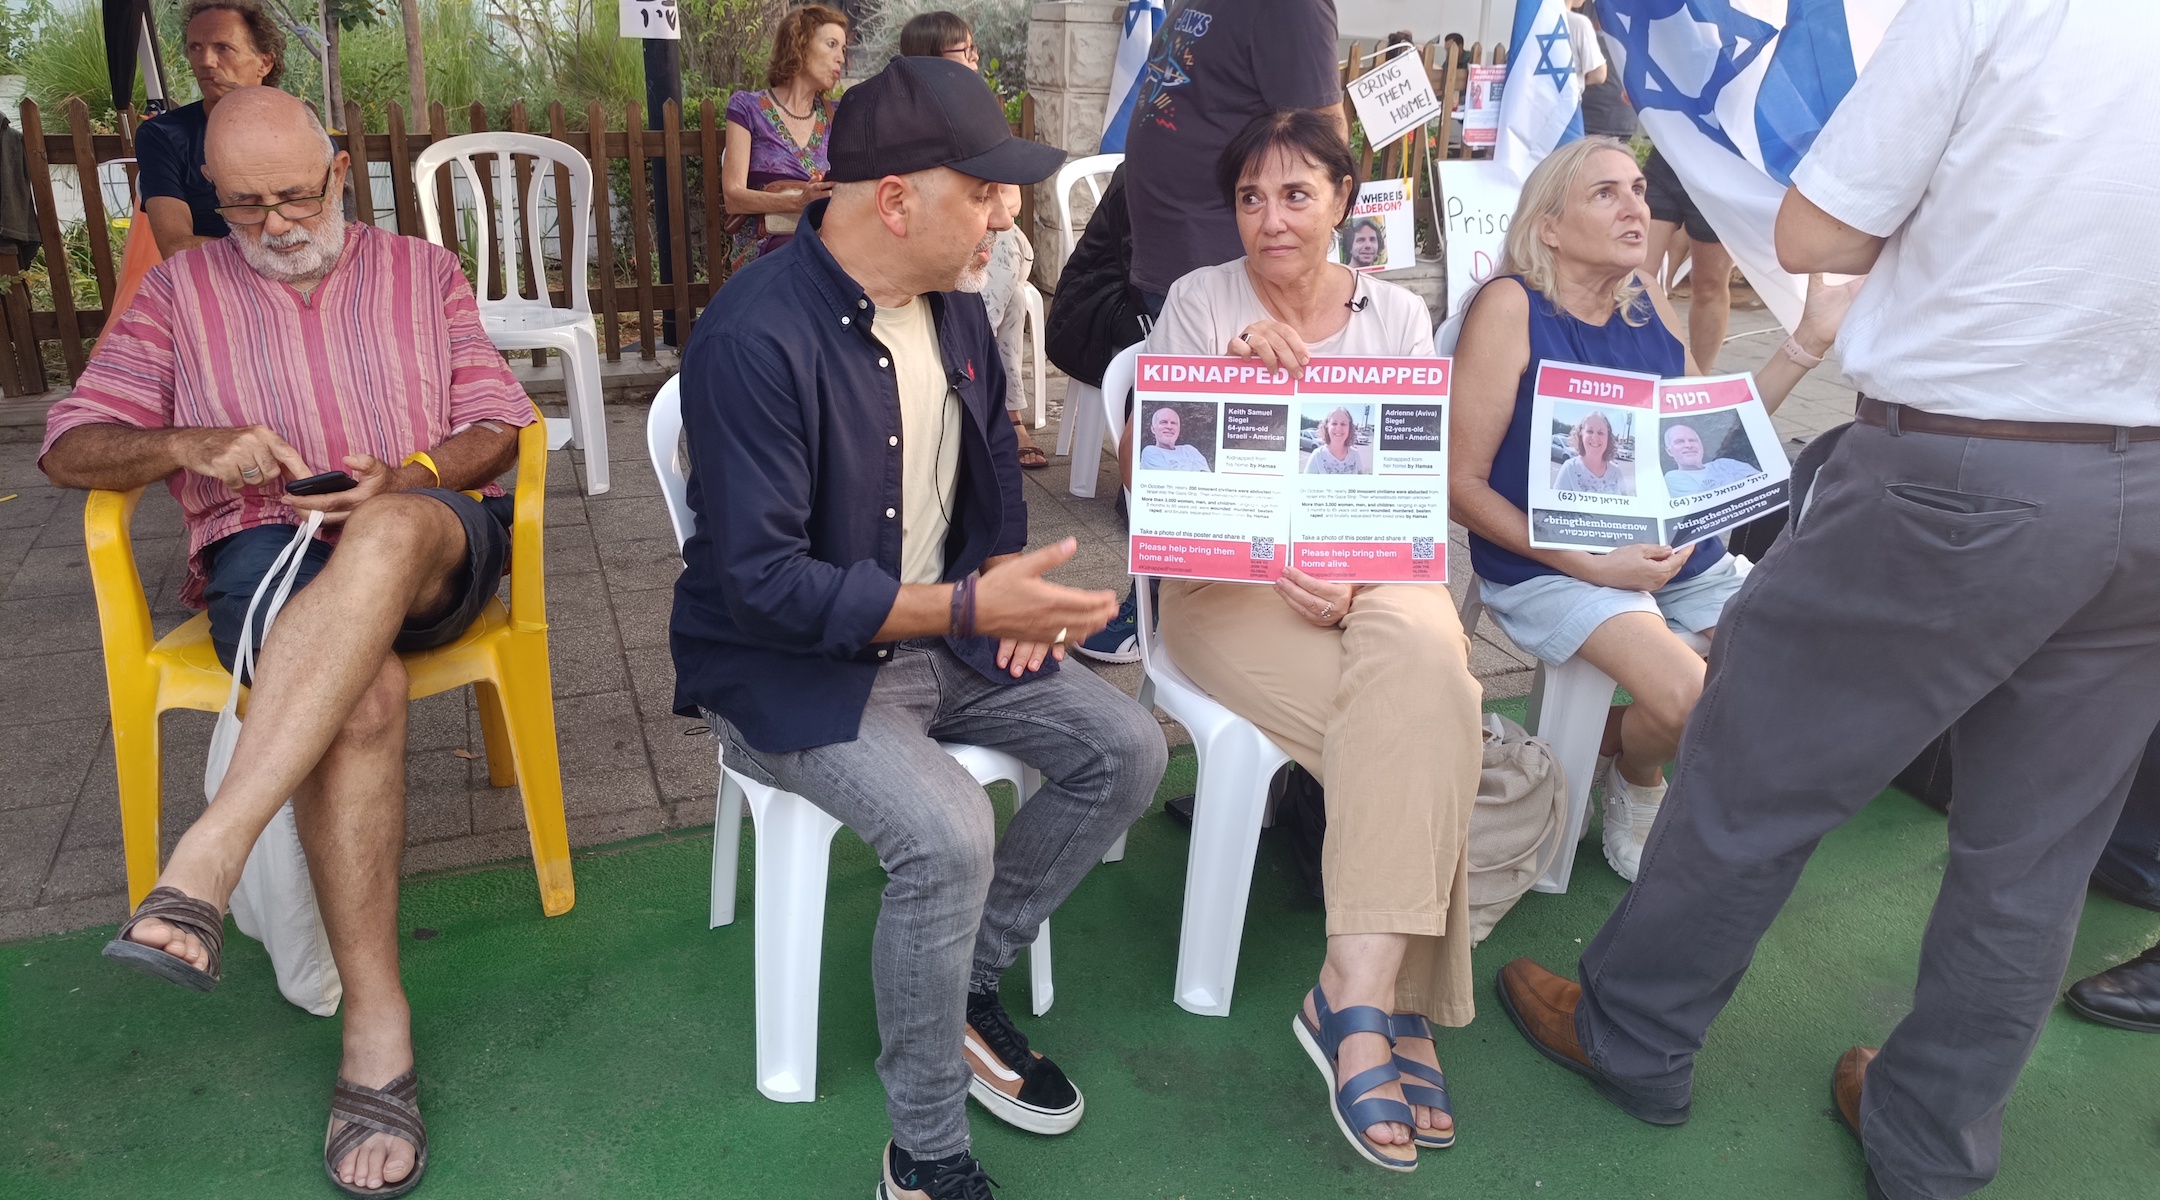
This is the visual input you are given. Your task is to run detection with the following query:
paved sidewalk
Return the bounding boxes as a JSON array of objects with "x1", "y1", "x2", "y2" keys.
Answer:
[{"x1": 0, "y1": 297, "x2": 1854, "y2": 941}]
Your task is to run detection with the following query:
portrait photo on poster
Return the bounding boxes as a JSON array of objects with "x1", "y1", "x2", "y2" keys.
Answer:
[
  {"x1": 1300, "y1": 402, "x2": 1375, "y2": 475},
  {"x1": 1137, "y1": 401, "x2": 1218, "y2": 473},
  {"x1": 1659, "y1": 411, "x2": 1765, "y2": 497},
  {"x1": 1548, "y1": 400, "x2": 1638, "y2": 497},
  {"x1": 1339, "y1": 218, "x2": 1387, "y2": 271}
]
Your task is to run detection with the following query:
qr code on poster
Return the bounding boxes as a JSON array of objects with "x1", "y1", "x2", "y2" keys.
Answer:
[
  {"x1": 1251, "y1": 537, "x2": 1276, "y2": 561},
  {"x1": 1411, "y1": 537, "x2": 1436, "y2": 560}
]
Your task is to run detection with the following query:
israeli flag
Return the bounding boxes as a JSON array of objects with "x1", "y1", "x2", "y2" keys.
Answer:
[
  {"x1": 1494, "y1": 0, "x2": 1587, "y2": 185},
  {"x1": 1100, "y1": 0, "x2": 1165, "y2": 154},
  {"x1": 1596, "y1": 0, "x2": 1908, "y2": 330}
]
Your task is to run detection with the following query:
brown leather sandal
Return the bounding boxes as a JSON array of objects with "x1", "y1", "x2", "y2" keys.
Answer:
[
  {"x1": 325, "y1": 1069, "x2": 429, "y2": 1198},
  {"x1": 101, "y1": 886, "x2": 224, "y2": 992}
]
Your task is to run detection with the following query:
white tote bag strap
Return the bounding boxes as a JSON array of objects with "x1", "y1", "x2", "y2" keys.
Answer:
[{"x1": 217, "y1": 511, "x2": 324, "y2": 719}]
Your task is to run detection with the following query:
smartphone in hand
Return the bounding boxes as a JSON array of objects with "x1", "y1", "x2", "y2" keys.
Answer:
[{"x1": 286, "y1": 470, "x2": 358, "y2": 496}]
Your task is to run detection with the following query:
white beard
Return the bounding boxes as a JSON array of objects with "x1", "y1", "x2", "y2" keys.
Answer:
[
  {"x1": 237, "y1": 210, "x2": 348, "y2": 285},
  {"x1": 952, "y1": 230, "x2": 998, "y2": 293}
]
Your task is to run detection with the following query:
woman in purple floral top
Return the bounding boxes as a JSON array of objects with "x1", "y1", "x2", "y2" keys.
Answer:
[{"x1": 721, "y1": 4, "x2": 848, "y2": 272}]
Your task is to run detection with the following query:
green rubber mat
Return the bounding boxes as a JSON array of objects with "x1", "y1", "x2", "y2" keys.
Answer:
[{"x1": 6, "y1": 737, "x2": 2158, "y2": 1198}]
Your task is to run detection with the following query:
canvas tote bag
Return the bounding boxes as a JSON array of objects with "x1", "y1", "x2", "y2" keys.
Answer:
[
  {"x1": 206, "y1": 512, "x2": 343, "y2": 1016},
  {"x1": 1466, "y1": 712, "x2": 1569, "y2": 945}
]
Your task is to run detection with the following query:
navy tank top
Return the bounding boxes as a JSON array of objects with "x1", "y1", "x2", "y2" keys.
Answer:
[{"x1": 1468, "y1": 276, "x2": 1726, "y2": 587}]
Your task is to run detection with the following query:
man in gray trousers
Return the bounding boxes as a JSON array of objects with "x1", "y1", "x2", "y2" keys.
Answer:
[{"x1": 1494, "y1": 3, "x2": 2160, "y2": 1198}]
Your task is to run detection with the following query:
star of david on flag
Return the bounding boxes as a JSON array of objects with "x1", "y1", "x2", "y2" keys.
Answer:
[
  {"x1": 1494, "y1": 0, "x2": 1586, "y2": 184},
  {"x1": 1593, "y1": 0, "x2": 1909, "y2": 330}
]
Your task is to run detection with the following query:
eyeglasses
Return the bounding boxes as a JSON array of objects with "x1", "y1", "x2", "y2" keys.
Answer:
[
  {"x1": 942, "y1": 43, "x2": 980, "y2": 66},
  {"x1": 215, "y1": 168, "x2": 335, "y2": 226}
]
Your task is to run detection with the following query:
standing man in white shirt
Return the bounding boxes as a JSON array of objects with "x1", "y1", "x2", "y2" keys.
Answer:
[{"x1": 1493, "y1": 3, "x2": 2160, "y2": 1198}]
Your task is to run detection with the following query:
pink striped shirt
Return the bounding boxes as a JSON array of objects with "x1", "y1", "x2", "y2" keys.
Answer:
[{"x1": 41, "y1": 223, "x2": 534, "y2": 606}]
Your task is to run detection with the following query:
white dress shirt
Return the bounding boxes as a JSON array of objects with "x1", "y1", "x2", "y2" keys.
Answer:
[{"x1": 1793, "y1": 0, "x2": 2160, "y2": 425}]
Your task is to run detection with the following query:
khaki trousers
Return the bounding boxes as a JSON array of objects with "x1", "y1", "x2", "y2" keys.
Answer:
[{"x1": 1160, "y1": 580, "x2": 1483, "y2": 1026}]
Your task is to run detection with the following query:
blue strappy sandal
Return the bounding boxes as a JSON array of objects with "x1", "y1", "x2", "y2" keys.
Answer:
[
  {"x1": 1292, "y1": 987, "x2": 1419, "y2": 1172},
  {"x1": 1389, "y1": 1012, "x2": 1457, "y2": 1149}
]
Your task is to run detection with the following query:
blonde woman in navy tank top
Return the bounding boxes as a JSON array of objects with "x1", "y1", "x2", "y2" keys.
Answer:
[{"x1": 1449, "y1": 138, "x2": 1857, "y2": 883}]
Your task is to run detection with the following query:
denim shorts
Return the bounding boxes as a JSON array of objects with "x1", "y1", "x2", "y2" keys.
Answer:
[
  {"x1": 1479, "y1": 553, "x2": 1745, "y2": 665},
  {"x1": 200, "y1": 489, "x2": 513, "y2": 676}
]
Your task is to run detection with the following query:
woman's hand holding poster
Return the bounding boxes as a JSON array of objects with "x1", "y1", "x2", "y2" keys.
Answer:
[
  {"x1": 1527, "y1": 360, "x2": 1791, "y2": 551},
  {"x1": 1128, "y1": 355, "x2": 1450, "y2": 583}
]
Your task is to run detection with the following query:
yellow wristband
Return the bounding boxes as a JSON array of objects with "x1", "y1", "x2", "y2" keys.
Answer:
[{"x1": 402, "y1": 450, "x2": 441, "y2": 487}]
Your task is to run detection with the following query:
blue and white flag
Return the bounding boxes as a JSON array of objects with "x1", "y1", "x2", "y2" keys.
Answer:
[
  {"x1": 1596, "y1": 0, "x2": 1908, "y2": 330},
  {"x1": 1494, "y1": 0, "x2": 1587, "y2": 184},
  {"x1": 1100, "y1": 0, "x2": 1165, "y2": 154}
]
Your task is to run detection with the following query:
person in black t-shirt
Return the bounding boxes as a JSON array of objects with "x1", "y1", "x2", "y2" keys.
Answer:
[
  {"x1": 1121, "y1": 0, "x2": 1346, "y2": 309},
  {"x1": 138, "y1": 0, "x2": 284, "y2": 257}
]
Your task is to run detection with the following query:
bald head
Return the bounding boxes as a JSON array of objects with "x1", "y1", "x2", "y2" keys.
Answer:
[{"x1": 203, "y1": 86, "x2": 335, "y2": 188}]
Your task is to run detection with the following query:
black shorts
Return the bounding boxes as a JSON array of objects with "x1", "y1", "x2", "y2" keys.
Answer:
[
  {"x1": 1642, "y1": 148, "x2": 1719, "y2": 244},
  {"x1": 201, "y1": 488, "x2": 514, "y2": 678}
]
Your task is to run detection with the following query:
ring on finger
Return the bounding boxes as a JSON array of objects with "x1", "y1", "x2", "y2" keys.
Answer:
[
  {"x1": 1054, "y1": 626, "x2": 1068, "y2": 646},
  {"x1": 239, "y1": 467, "x2": 262, "y2": 480}
]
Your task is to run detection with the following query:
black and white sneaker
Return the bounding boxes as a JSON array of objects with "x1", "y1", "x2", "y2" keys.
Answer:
[
  {"x1": 878, "y1": 1141, "x2": 999, "y2": 1200},
  {"x1": 963, "y1": 988, "x2": 1086, "y2": 1135}
]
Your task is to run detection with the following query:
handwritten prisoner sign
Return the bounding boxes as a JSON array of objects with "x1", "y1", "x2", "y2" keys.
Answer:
[
  {"x1": 1348, "y1": 52, "x2": 1442, "y2": 152},
  {"x1": 620, "y1": 0, "x2": 679, "y2": 39}
]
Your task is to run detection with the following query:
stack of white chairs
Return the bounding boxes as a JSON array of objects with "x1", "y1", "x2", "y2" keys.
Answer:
[
  {"x1": 415, "y1": 133, "x2": 610, "y2": 494},
  {"x1": 1050, "y1": 153, "x2": 1124, "y2": 498}
]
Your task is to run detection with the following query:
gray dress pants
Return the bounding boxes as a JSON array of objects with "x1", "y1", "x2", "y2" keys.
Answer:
[
  {"x1": 716, "y1": 640, "x2": 1166, "y2": 1159},
  {"x1": 1574, "y1": 421, "x2": 2160, "y2": 1199}
]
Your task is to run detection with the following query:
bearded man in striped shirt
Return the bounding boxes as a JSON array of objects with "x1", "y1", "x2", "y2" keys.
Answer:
[{"x1": 40, "y1": 87, "x2": 535, "y2": 1198}]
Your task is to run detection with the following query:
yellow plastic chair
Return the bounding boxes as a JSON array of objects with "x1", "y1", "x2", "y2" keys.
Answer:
[{"x1": 83, "y1": 414, "x2": 575, "y2": 917}]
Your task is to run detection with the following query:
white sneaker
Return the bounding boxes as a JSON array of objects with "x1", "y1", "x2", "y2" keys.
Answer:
[{"x1": 1601, "y1": 771, "x2": 1667, "y2": 882}]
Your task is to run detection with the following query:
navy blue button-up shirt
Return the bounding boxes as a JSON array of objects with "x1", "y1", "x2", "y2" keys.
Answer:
[{"x1": 670, "y1": 201, "x2": 1044, "y2": 753}]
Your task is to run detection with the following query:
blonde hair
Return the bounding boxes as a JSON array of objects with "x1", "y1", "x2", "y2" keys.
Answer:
[
  {"x1": 1567, "y1": 411, "x2": 1615, "y2": 462},
  {"x1": 1495, "y1": 136, "x2": 1649, "y2": 326}
]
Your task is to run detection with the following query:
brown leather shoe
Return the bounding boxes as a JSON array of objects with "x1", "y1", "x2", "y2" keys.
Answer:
[
  {"x1": 1833, "y1": 1045, "x2": 1877, "y2": 1138},
  {"x1": 1494, "y1": 959, "x2": 1689, "y2": 1125}
]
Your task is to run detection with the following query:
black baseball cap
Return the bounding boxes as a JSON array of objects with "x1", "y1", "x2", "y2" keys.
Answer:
[{"x1": 827, "y1": 55, "x2": 1065, "y2": 185}]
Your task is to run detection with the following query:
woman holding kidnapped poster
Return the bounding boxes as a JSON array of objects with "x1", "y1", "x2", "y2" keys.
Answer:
[
  {"x1": 1135, "y1": 108, "x2": 1482, "y2": 1174},
  {"x1": 1448, "y1": 137, "x2": 1855, "y2": 884}
]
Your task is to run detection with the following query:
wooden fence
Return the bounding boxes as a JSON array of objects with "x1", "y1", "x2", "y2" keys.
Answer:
[{"x1": 0, "y1": 94, "x2": 1039, "y2": 397}]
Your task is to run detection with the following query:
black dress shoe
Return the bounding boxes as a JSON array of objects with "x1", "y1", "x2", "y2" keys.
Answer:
[
  {"x1": 2088, "y1": 862, "x2": 2160, "y2": 913},
  {"x1": 2064, "y1": 942, "x2": 2160, "y2": 1032}
]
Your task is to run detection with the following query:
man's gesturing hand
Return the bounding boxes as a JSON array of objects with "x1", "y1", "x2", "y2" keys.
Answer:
[
  {"x1": 177, "y1": 425, "x2": 312, "y2": 491},
  {"x1": 975, "y1": 538, "x2": 1118, "y2": 674}
]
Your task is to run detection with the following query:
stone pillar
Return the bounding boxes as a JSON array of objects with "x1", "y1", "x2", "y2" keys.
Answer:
[{"x1": 1025, "y1": 1, "x2": 1124, "y2": 288}]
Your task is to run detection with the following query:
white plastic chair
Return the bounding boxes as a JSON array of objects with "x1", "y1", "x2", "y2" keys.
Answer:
[
  {"x1": 1050, "y1": 154, "x2": 1126, "y2": 495},
  {"x1": 1098, "y1": 345, "x2": 1295, "y2": 1016},
  {"x1": 1053, "y1": 152, "x2": 1123, "y2": 269},
  {"x1": 1457, "y1": 563, "x2": 1736, "y2": 893},
  {"x1": 647, "y1": 378, "x2": 1060, "y2": 1102},
  {"x1": 1020, "y1": 282, "x2": 1049, "y2": 430},
  {"x1": 416, "y1": 132, "x2": 609, "y2": 494}
]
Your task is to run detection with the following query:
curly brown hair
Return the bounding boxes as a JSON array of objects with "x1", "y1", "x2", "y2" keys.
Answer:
[
  {"x1": 181, "y1": 0, "x2": 287, "y2": 89},
  {"x1": 766, "y1": 4, "x2": 850, "y2": 91}
]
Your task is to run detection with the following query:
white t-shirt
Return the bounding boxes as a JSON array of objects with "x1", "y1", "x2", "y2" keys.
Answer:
[
  {"x1": 1149, "y1": 259, "x2": 1438, "y2": 359},
  {"x1": 1792, "y1": 0, "x2": 2160, "y2": 425},
  {"x1": 872, "y1": 298, "x2": 960, "y2": 586},
  {"x1": 1564, "y1": 11, "x2": 1605, "y2": 80}
]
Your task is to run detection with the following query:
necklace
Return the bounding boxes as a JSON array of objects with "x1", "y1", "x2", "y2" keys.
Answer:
[{"x1": 770, "y1": 90, "x2": 817, "y2": 121}]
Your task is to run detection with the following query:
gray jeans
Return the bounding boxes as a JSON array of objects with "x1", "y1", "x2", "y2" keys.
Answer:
[
  {"x1": 1575, "y1": 421, "x2": 2160, "y2": 1199},
  {"x1": 716, "y1": 641, "x2": 1166, "y2": 1158}
]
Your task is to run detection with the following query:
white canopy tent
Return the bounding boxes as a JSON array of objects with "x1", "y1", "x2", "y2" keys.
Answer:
[{"x1": 1337, "y1": 0, "x2": 1511, "y2": 46}]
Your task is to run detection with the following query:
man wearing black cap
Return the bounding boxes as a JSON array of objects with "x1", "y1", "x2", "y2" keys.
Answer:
[{"x1": 670, "y1": 56, "x2": 1168, "y2": 1199}]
